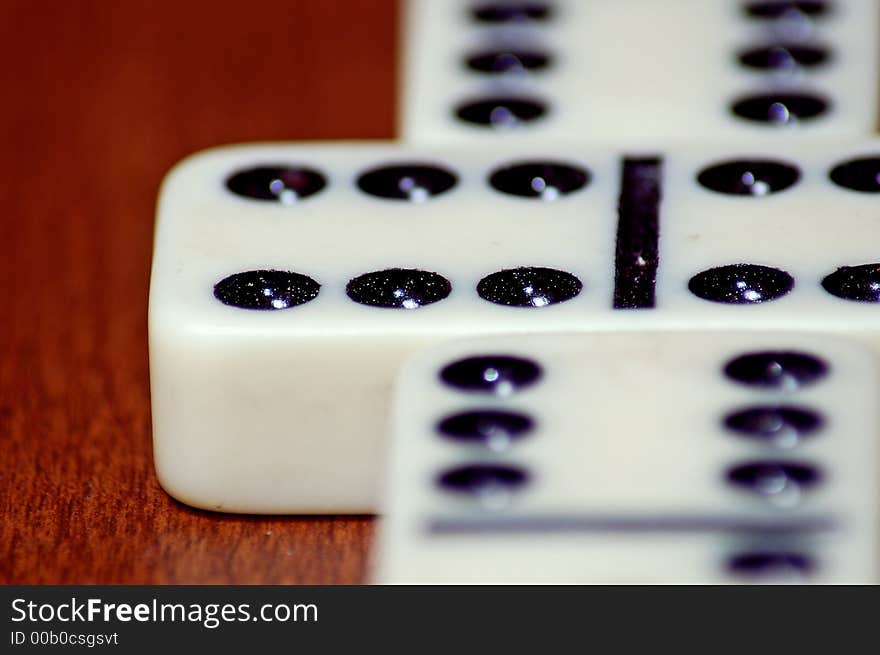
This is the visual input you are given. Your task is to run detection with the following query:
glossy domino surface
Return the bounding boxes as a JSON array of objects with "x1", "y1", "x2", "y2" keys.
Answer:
[{"x1": 150, "y1": 140, "x2": 880, "y2": 512}]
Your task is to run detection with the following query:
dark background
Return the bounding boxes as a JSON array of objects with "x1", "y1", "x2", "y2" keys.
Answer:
[{"x1": 0, "y1": 0, "x2": 398, "y2": 584}]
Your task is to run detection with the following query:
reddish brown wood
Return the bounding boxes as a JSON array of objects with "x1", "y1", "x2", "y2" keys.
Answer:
[{"x1": 0, "y1": 0, "x2": 398, "y2": 584}]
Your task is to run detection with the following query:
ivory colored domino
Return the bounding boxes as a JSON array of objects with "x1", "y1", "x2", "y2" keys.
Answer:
[
  {"x1": 400, "y1": 0, "x2": 878, "y2": 143},
  {"x1": 150, "y1": 140, "x2": 880, "y2": 513},
  {"x1": 373, "y1": 332, "x2": 879, "y2": 583}
]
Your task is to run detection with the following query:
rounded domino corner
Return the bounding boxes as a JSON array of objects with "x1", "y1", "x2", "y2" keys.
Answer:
[
  {"x1": 151, "y1": 460, "x2": 232, "y2": 514},
  {"x1": 157, "y1": 143, "x2": 256, "y2": 195}
]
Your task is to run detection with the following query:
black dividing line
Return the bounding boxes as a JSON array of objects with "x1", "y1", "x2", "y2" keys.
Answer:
[
  {"x1": 427, "y1": 513, "x2": 836, "y2": 536},
  {"x1": 613, "y1": 157, "x2": 662, "y2": 309}
]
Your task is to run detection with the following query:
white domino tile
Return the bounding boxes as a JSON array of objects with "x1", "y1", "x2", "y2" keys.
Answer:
[
  {"x1": 373, "y1": 332, "x2": 879, "y2": 583},
  {"x1": 150, "y1": 140, "x2": 880, "y2": 512},
  {"x1": 401, "y1": 0, "x2": 878, "y2": 143}
]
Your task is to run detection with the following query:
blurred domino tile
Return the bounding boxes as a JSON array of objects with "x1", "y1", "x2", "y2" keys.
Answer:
[
  {"x1": 374, "y1": 333, "x2": 879, "y2": 583},
  {"x1": 401, "y1": 0, "x2": 878, "y2": 143}
]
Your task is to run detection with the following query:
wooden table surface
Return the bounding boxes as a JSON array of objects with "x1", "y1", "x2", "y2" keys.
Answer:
[{"x1": 0, "y1": 0, "x2": 398, "y2": 584}]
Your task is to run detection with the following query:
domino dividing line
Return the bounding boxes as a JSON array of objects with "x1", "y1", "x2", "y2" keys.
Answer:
[
  {"x1": 427, "y1": 513, "x2": 836, "y2": 536},
  {"x1": 613, "y1": 157, "x2": 662, "y2": 309}
]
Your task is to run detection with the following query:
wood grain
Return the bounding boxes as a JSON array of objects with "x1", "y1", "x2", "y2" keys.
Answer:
[{"x1": 0, "y1": 0, "x2": 398, "y2": 584}]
